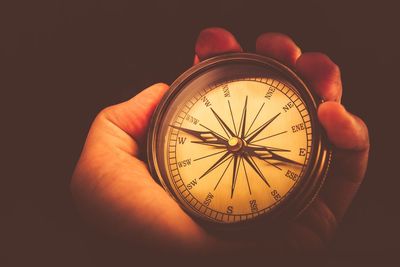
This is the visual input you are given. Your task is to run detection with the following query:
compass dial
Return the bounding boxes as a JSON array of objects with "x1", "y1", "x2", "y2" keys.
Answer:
[{"x1": 148, "y1": 53, "x2": 330, "y2": 225}]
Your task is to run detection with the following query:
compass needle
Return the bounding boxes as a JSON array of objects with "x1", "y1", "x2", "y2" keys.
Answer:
[
  {"x1": 266, "y1": 152, "x2": 303, "y2": 166},
  {"x1": 247, "y1": 144, "x2": 302, "y2": 166},
  {"x1": 170, "y1": 124, "x2": 227, "y2": 146},
  {"x1": 199, "y1": 124, "x2": 228, "y2": 142},
  {"x1": 248, "y1": 143, "x2": 291, "y2": 152},
  {"x1": 149, "y1": 54, "x2": 331, "y2": 224}
]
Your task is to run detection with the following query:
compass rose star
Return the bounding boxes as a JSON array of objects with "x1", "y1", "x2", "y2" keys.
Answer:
[{"x1": 172, "y1": 92, "x2": 302, "y2": 199}]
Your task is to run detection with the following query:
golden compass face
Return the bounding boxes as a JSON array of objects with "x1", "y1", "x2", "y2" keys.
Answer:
[{"x1": 147, "y1": 53, "x2": 331, "y2": 225}]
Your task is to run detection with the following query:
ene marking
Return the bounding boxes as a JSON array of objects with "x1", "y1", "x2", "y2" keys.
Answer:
[{"x1": 291, "y1": 123, "x2": 305, "y2": 133}]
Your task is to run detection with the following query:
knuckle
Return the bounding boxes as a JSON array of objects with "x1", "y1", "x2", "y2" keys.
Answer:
[
  {"x1": 256, "y1": 32, "x2": 293, "y2": 47},
  {"x1": 258, "y1": 32, "x2": 289, "y2": 40},
  {"x1": 302, "y1": 52, "x2": 341, "y2": 77},
  {"x1": 329, "y1": 61, "x2": 341, "y2": 78},
  {"x1": 318, "y1": 54, "x2": 341, "y2": 76},
  {"x1": 95, "y1": 105, "x2": 119, "y2": 126},
  {"x1": 354, "y1": 115, "x2": 370, "y2": 149},
  {"x1": 96, "y1": 107, "x2": 111, "y2": 121}
]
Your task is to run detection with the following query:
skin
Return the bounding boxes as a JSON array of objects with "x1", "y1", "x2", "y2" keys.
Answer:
[{"x1": 71, "y1": 27, "x2": 369, "y2": 258}]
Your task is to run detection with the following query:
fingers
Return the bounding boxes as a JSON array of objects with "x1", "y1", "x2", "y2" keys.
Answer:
[
  {"x1": 255, "y1": 33, "x2": 341, "y2": 103},
  {"x1": 318, "y1": 101, "x2": 370, "y2": 220},
  {"x1": 296, "y1": 53, "x2": 342, "y2": 102},
  {"x1": 256, "y1": 32, "x2": 301, "y2": 67},
  {"x1": 195, "y1": 29, "x2": 342, "y2": 103},
  {"x1": 318, "y1": 102, "x2": 369, "y2": 151},
  {"x1": 194, "y1": 27, "x2": 242, "y2": 62},
  {"x1": 100, "y1": 83, "x2": 169, "y2": 142},
  {"x1": 293, "y1": 49, "x2": 364, "y2": 220},
  {"x1": 256, "y1": 35, "x2": 342, "y2": 102}
]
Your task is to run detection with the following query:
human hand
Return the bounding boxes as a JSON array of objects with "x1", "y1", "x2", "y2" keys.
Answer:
[{"x1": 71, "y1": 27, "x2": 369, "y2": 256}]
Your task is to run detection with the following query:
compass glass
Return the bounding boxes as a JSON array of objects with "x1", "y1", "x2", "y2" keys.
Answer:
[{"x1": 148, "y1": 53, "x2": 329, "y2": 224}]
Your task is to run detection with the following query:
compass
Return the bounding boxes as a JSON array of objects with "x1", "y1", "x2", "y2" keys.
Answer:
[{"x1": 147, "y1": 53, "x2": 331, "y2": 226}]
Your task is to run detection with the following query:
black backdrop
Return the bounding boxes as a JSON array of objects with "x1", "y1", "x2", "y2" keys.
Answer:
[{"x1": 3, "y1": 0, "x2": 399, "y2": 266}]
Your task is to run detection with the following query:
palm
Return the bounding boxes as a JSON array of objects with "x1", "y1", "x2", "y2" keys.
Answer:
[{"x1": 73, "y1": 114, "x2": 347, "y2": 249}]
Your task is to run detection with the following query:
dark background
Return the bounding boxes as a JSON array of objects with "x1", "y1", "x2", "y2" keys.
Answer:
[{"x1": 2, "y1": 0, "x2": 399, "y2": 266}]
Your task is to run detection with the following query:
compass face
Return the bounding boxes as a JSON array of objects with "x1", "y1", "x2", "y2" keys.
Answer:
[{"x1": 148, "y1": 53, "x2": 330, "y2": 225}]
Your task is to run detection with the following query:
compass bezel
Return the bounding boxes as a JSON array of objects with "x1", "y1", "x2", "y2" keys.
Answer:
[{"x1": 147, "y1": 53, "x2": 331, "y2": 228}]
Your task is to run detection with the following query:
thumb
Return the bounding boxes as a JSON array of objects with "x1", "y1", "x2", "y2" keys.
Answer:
[{"x1": 101, "y1": 83, "x2": 169, "y2": 142}]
